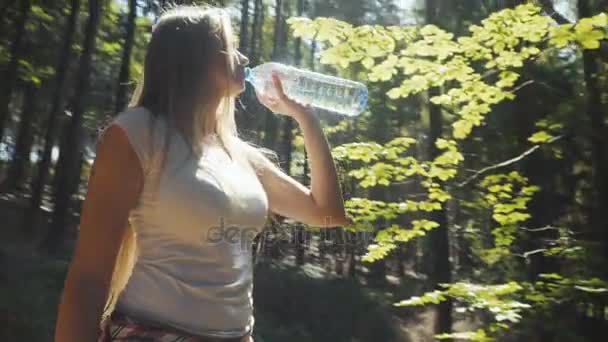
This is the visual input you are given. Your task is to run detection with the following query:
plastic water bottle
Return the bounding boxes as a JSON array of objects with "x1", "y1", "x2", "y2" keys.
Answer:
[{"x1": 244, "y1": 62, "x2": 368, "y2": 116}]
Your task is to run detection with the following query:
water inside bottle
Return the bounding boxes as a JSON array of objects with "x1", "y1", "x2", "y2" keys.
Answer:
[{"x1": 244, "y1": 65, "x2": 368, "y2": 116}]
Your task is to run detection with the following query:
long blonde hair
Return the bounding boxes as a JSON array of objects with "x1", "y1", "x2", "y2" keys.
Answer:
[{"x1": 100, "y1": 4, "x2": 279, "y2": 324}]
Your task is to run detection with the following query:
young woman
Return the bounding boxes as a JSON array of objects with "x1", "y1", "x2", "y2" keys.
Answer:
[{"x1": 53, "y1": 5, "x2": 349, "y2": 342}]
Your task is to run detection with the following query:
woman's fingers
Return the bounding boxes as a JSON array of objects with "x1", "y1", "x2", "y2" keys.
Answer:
[
  {"x1": 271, "y1": 72, "x2": 288, "y2": 101},
  {"x1": 255, "y1": 89, "x2": 280, "y2": 111},
  {"x1": 255, "y1": 90, "x2": 270, "y2": 105}
]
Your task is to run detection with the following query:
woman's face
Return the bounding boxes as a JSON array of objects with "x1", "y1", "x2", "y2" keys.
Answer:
[
  {"x1": 229, "y1": 49, "x2": 250, "y2": 95},
  {"x1": 210, "y1": 48, "x2": 250, "y2": 97}
]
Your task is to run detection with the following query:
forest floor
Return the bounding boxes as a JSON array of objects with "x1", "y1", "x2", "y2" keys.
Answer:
[{"x1": 0, "y1": 191, "x2": 476, "y2": 341}]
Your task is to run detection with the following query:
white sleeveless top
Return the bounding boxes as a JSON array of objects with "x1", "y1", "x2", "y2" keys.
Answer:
[{"x1": 110, "y1": 106, "x2": 269, "y2": 338}]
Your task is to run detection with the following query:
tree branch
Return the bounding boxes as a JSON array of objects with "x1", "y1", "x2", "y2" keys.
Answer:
[
  {"x1": 519, "y1": 225, "x2": 561, "y2": 233},
  {"x1": 514, "y1": 248, "x2": 547, "y2": 259},
  {"x1": 457, "y1": 134, "x2": 565, "y2": 187},
  {"x1": 512, "y1": 79, "x2": 535, "y2": 93}
]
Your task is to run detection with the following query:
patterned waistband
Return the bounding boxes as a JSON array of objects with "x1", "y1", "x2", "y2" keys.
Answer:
[{"x1": 97, "y1": 311, "x2": 252, "y2": 342}]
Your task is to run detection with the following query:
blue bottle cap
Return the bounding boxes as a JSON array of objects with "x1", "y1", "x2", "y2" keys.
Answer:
[
  {"x1": 355, "y1": 87, "x2": 368, "y2": 115},
  {"x1": 244, "y1": 67, "x2": 252, "y2": 83}
]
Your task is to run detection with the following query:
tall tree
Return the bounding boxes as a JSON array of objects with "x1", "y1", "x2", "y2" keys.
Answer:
[
  {"x1": 239, "y1": 0, "x2": 250, "y2": 55},
  {"x1": 1, "y1": 9, "x2": 46, "y2": 193},
  {"x1": 579, "y1": 0, "x2": 608, "y2": 269},
  {"x1": 0, "y1": 0, "x2": 17, "y2": 33},
  {"x1": 40, "y1": 0, "x2": 104, "y2": 252},
  {"x1": 248, "y1": 0, "x2": 263, "y2": 65},
  {"x1": 425, "y1": 0, "x2": 453, "y2": 337},
  {"x1": 278, "y1": 0, "x2": 299, "y2": 176},
  {"x1": 301, "y1": 39, "x2": 315, "y2": 187},
  {"x1": 289, "y1": 0, "x2": 306, "y2": 266},
  {"x1": 2, "y1": 83, "x2": 38, "y2": 192},
  {"x1": 366, "y1": 81, "x2": 393, "y2": 287},
  {"x1": 0, "y1": 0, "x2": 31, "y2": 145},
  {"x1": 235, "y1": 0, "x2": 252, "y2": 133},
  {"x1": 0, "y1": 0, "x2": 16, "y2": 14},
  {"x1": 247, "y1": 0, "x2": 265, "y2": 141},
  {"x1": 262, "y1": 0, "x2": 284, "y2": 148},
  {"x1": 23, "y1": 0, "x2": 81, "y2": 236},
  {"x1": 114, "y1": 0, "x2": 138, "y2": 114}
]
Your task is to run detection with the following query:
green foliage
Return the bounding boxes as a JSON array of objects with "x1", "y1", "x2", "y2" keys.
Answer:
[
  {"x1": 471, "y1": 172, "x2": 540, "y2": 265},
  {"x1": 289, "y1": 2, "x2": 608, "y2": 264},
  {"x1": 435, "y1": 329, "x2": 493, "y2": 342},
  {"x1": 528, "y1": 118, "x2": 563, "y2": 145},
  {"x1": 17, "y1": 59, "x2": 54, "y2": 87},
  {"x1": 528, "y1": 130, "x2": 554, "y2": 144},
  {"x1": 524, "y1": 274, "x2": 608, "y2": 307},
  {"x1": 549, "y1": 13, "x2": 608, "y2": 49},
  {"x1": 395, "y1": 281, "x2": 530, "y2": 340},
  {"x1": 288, "y1": 3, "x2": 608, "y2": 340}
]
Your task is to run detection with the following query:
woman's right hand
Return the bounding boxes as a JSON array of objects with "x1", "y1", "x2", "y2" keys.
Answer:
[
  {"x1": 54, "y1": 123, "x2": 143, "y2": 342},
  {"x1": 255, "y1": 72, "x2": 313, "y2": 121}
]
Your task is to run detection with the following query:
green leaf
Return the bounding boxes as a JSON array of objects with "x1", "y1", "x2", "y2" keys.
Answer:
[
  {"x1": 577, "y1": 29, "x2": 604, "y2": 49},
  {"x1": 362, "y1": 57, "x2": 375, "y2": 69},
  {"x1": 528, "y1": 131, "x2": 553, "y2": 144},
  {"x1": 496, "y1": 71, "x2": 520, "y2": 88},
  {"x1": 435, "y1": 329, "x2": 493, "y2": 342},
  {"x1": 362, "y1": 242, "x2": 396, "y2": 262},
  {"x1": 590, "y1": 13, "x2": 608, "y2": 27},
  {"x1": 453, "y1": 120, "x2": 473, "y2": 139}
]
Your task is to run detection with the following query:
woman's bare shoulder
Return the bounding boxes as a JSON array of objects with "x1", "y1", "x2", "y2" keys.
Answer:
[{"x1": 95, "y1": 122, "x2": 144, "y2": 181}]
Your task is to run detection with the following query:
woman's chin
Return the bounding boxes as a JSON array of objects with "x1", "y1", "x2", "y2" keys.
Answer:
[{"x1": 231, "y1": 82, "x2": 246, "y2": 96}]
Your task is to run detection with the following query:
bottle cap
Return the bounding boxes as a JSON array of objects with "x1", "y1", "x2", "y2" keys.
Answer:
[
  {"x1": 354, "y1": 87, "x2": 369, "y2": 115},
  {"x1": 244, "y1": 67, "x2": 252, "y2": 83}
]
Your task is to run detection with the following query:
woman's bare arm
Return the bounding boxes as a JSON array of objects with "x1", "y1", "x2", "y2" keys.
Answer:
[
  {"x1": 54, "y1": 124, "x2": 143, "y2": 341},
  {"x1": 254, "y1": 74, "x2": 350, "y2": 228}
]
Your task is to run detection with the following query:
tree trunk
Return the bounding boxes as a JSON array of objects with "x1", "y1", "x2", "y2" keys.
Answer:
[
  {"x1": 239, "y1": 0, "x2": 250, "y2": 55},
  {"x1": 1, "y1": 14, "x2": 46, "y2": 194},
  {"x1": 426, "y1": 0, "x2": 453, "y2": 337},
  {"x1": 578, "y1": 8, "x2": 608, "y2": 335},
  {"x1": 348, "y1": 232, "x2": 357, "y2": 277},
  {"x1": 0, "y1": 0, "x2": 16, "y2": 14},
  {"x1": 2, "y1": 84, "x2": 38, "y2": 193},
  {"x1": 0, "y1": 0, "x2": 17, "y2": 33},
  {"x1": 235, "y1": 0, "x2": 251, "y2": 132},
  {"x1": 279, "y1": 0, "x2": 303, "y2": 178},
  {"x1": 240, "y1": 0, "x2": 264, "y2": 142},
  {"x1": 278, "y1": 0, "x2": 301, "y2": 260},
  {"x1": 23, "y1": 0, "x2": 81, "y2": 237},
  {"x1": 0, "y1": 0, "x2": 31, "y2": 145},
  {"x1": 334, "y1": 228, "x2": 345, "y2": 275},
  {"x1": 579, "y1": 0, "x2": 608, "y2": 271},
  {"x1": 115, "y1": 0, "x2": 137, "y2": 114},
  {"x1": 426, "y1": 86, "x2": 453, "y2": 337},
  {"x1": 301, "y1": 40, "x2": 315, "y2": 185},
  {"x1": 278, "y1": 0, "x2": 290, "y2": 62},
  {"x1": 262, "y1": 1, "x2": 285, "y2": 260},
  {"x1": 249, "y1": 0, "x2": 263, "y2": 65},
  {"x1": 262, "y1": 0, "x2": 283, "y2": 149},
  {"x1": 40, "y1": 0, "x2": 103, "y2": 253},
  {"x1": 368, "y1": 186, "x2": 388, "y2": 286}
]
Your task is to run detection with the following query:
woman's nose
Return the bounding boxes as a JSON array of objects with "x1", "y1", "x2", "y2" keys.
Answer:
[{"x1": 237, "y1": 50, "x2": 249, "y2": 66}]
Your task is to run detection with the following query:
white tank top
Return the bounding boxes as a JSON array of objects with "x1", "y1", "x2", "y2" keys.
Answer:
[{"x1": 111, "y1": 106, "x2": 269, "y2": 338}]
